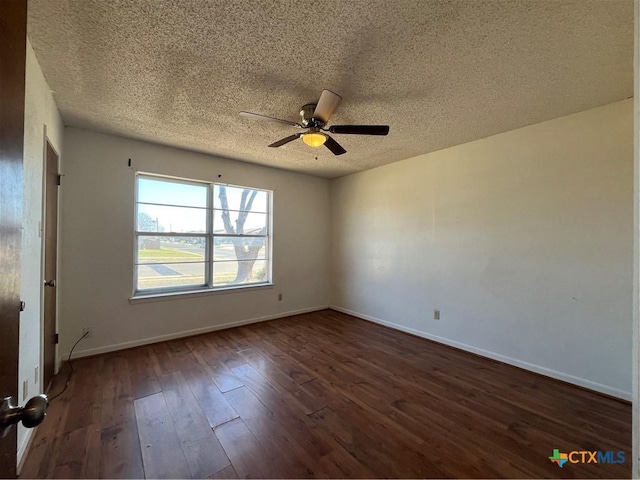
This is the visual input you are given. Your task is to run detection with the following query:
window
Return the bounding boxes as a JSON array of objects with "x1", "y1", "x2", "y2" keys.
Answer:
[{"x1": 134, "y1": 174, "x2": 271, "y2": 296}]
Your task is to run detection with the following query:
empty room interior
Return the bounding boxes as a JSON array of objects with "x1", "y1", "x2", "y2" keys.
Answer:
[{"x1": 2, "y1": 0, "x2": 638, "y2": 478}]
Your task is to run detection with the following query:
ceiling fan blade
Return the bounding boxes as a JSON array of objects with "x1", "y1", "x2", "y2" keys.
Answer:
[
  {"x1": 240, "y1": 111, "x2": 302, "y2": 128},
  {"x1": 328, "y1": 125, "x2": 390, "y2": 135},
  {"x1": 324, "y1": 135, "x2": 346, "y2": 156},
  {"x1": 268, "y1": 133, "x2": 302, "y2": 147},
  {"x1": 313, "y1": 90, "x2": 342, "y2": 124}
]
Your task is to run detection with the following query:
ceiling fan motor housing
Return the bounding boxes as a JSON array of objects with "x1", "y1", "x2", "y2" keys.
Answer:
[{"x1": 300, "y1": 103, "x2": 323, "y2": 127}]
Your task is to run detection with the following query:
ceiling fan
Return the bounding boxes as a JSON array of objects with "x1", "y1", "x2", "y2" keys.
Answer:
[{"x1": 240, "y1": 89, "x2": 389, "y2": 156}]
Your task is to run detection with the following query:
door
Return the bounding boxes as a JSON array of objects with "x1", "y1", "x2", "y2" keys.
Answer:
[
  {"x1": 0, "y1": 0, "x2": 27, "y2": 477},
  {"x1": 43, "y1": 141, "x2": 59, "y2": 391}
]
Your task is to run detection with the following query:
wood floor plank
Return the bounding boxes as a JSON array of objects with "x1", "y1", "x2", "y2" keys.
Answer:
[
  {"x1": 305, "y1": 352, "x2": 526, "y2": 461},
  {"x1": 100, "y1": 422, "x2": 145, "y2": 479},
  {"x1": 19, "y1": 372, "x2": 73, "y2": 478},
  {"x1": 179, "y1": 356, "x2": 240, "y2": 428},
  {"x1": 251, "y1": 336, "x2": 319, "y2": 382},
  {"x1": 62, "y1": 356, "x2": 103, "y2": 434},
  {"x1": 186, "y1": 340, "x2": 245, "y2": 393},
  {"x1": 199, "y1": 355, "x2": 245, "y2": 393},
  {"x1": 222, "y1": 386, "x2": 316, "y2": 478},
  {"x1": 160, "y1": 371, "x2": 231, "y2": 478},
  {"x1": 50, "y1": 423, "x2": 101, "y2": 479},
  {"x1": 311, "y1": 447, "x2": 380, "y2": 479},
  {"x1": 213, "y1": 418, "x2": 274, "y2": 479},
  {"x1": 129, "y1": 347, "x2": 161, "y2": 400},
  {"x1": 51, "y1": 425, "x2": 90, "y2": 478},
  {"x1": 308, "y1": 406, "x2": 425, "y2": 478},
  {"x1": 167, "y1": 338, "x2": 191, "y2": 357},
  {"x1": 209, "y1": 463, "x2": 239, "y2": 479},
  {"x1": 232, "y1": 352, "x2": 325, "y2": 415},
  {"x1": 82, "y1": 424, "x2": 102, "y2": 478},
  {"x1": 134, "y1": 392, "x2": 191, "y2": 479},
  {"x1": 150, "y1": 341, "x2": 180, "y2": 377},
  {"x1": 21, "y1": 309, "x2": 631, "y2": 479},
  {"x1": 224, "y1": 381, "x2": 332, "y2": 466},
  {"x1": 100, "y1": 352, "x2": 135, "y2": 429},
  {"x1": 99, "y1": 351, "x2": 145, "y2": 479}
]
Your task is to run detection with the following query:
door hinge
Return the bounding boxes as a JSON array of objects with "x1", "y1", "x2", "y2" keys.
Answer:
[
  {"x1": 19, "y1": 301, "x2": 25, "y2": 312},
  {"x1": 56, "y1": 175, "x2": 62, "y2": 186},
  {"x1": 54, "y1": 333, "x2": 59, "y2": 344}
]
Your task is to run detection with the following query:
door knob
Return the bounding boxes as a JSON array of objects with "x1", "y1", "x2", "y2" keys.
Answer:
[
  {"x1": 44, "y1": 280, "x2": 55, "y2": 287},
  {"x1": 0, "y1": 394, "x2": 48, "y2": 438}
]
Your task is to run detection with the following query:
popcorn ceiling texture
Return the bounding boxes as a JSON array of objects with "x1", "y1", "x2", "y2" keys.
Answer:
[{"x1": 27, "y1": 0, "x2": 633, "y2": 178}]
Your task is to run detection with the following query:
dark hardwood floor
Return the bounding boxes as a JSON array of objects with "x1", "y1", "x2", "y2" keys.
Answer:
[{"x1": 20, "y1": 309, "x2": 631, "y2": 478}]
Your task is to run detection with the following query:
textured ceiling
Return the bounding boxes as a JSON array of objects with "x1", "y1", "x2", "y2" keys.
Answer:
[{"x1": 28, "y1": 0, "x2": 633, "y2": 178}]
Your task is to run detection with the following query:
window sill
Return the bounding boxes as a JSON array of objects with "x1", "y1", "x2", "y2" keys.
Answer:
[{"x1": 129, "y1": 283, "x2": 274, "y2": 304}]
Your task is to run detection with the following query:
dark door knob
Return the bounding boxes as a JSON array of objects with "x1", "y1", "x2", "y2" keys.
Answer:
[
  {"x1": 0, "y1": 394, "x2": 48, "y2": 438},
  {"x1": 44, "y1": 280, "x2": 56, "y2": 287}
]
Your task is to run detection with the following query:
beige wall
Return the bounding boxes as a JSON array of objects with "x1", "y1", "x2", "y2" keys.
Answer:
[
  {"x1": 58, "y1": 128, "x2": 330, "y2": 358},
  {"x1": 19, "y1": 39, "x2": 65, "y2": 463},
  {"x1": 331, "y1": 99, "x2": 633, "y2": 398}
]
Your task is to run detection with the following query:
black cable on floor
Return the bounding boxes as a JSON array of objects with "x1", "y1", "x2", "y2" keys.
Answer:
[{"x1": 48, "y1": 331, "x2": 90, "y2": 401}]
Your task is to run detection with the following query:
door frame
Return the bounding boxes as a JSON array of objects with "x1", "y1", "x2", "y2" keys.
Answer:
[{"x1": 40, "y1": 129, "x2": 60, "y2": 389}]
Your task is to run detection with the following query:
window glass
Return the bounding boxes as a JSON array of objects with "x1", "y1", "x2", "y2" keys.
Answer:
[
  {"x1": 137, "y1": 205, "x2": 207, "y2": 233},
  {"x1": 137, "y1": 263, "x2": 206, "y2": 291},
  {"x1": 213, "y1": 260, "x2": 268, "y2": 286},
  {"x1": 213, "y1": 184, "x2": 268, "y2": 212},
  {"x1": 138, "y1": 177, "x2": 207, "y2": 208},
  {"x1": 213, "y1": 211, "x2": 267, "y2": 235},
  {"x1": 213, "y1": 236, "x2": 266, "y2": 261},
  {"x1": 137, "y1": 237, "x2": 205, "y2": 264},
  {"x1": 134, "y1": 176, "x2": 271, "y2": 296}
]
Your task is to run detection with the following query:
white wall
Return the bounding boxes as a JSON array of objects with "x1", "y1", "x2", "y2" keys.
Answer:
[
  {"x1": 58, "y1": 128, "x2": 330, "y2": 358},
  {"x1": 19, "y1": 40, "x2": 64, "y2": 464},
  {"x1": 331, "y1": 99, "x2": 633, "y2": 399}
]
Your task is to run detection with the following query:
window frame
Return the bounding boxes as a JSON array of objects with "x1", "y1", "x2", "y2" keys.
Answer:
[{"x1": 133, "y1": 172, "x2": 273, "y2": 298}]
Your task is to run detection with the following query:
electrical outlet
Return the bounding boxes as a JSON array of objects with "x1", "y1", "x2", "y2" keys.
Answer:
[
  {"x1": 22, "y1": 379, "x2": 28, "y2": 401},
  {"x1": 278, "y1": 293, "x2": 283, "y2": 301},
  {"x1": 34, "y1": 366, "x2": 39, "y2": 384},
  {"x1": 82, "y1": 327, "x2": 93, "y2": 338},
  {"x1": 434, "y1": 309, "x2": 440, "y2": 320}
]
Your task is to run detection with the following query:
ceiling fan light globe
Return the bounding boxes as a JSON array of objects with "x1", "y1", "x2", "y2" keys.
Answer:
[{"x1": 302, "y1": 132, "x2": 327, "y2": 148}]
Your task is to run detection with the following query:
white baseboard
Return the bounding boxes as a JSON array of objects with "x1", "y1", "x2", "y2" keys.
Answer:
[
  {"x1": 330, "y1": 305, "x2": 632, "y2": 401},
  {"x1": 61, "y1": 305, "x2": 328, "y2": 360},
  {"x1": 17, "y1": 427, "x2": 35, "y2": 475}
]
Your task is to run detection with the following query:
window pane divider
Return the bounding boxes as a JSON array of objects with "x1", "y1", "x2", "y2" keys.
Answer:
[
  {"x1": 137, "y1": 232, "x2": 208, "y2": 237},
  {"x1": 212, "y1": 207, "x2": 268, "y2": 214},
  {"x1": 138, "y1": 201, "x2": 208, "y2": 209},
  {"x1": 136, "y1": 261, "x2": 206, "y2": 266},
  {"x1": 212, "y1": 234, "x2": 268, "y2": 238}
]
